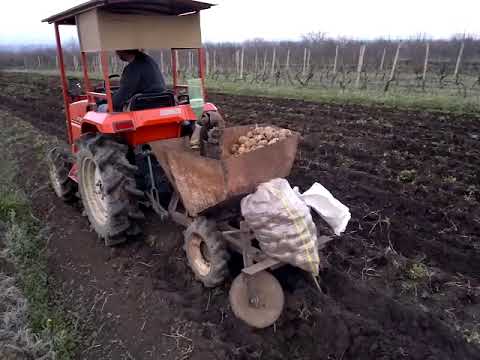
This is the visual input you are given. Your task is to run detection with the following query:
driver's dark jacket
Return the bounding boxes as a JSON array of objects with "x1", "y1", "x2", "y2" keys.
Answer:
[{"x1": 112, "y1": 52, "x2": 166, "y2": 112}]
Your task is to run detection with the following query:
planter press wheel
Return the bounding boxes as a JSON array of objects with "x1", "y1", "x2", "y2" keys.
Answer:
[{"x1": 229, "y1": 271, "x2": 285, "y2": 329}]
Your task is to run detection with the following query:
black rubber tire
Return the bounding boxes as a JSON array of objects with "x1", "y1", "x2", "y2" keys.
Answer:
[
  {"x1": 184, "y1": 217, "x2": 230, "y2": 288},
  {"x1": 76, "y1": 134, "x2": 144, "y2": 246},
  {"x1": 46, "y1": 146, "x2": 77, "y2": 202}
]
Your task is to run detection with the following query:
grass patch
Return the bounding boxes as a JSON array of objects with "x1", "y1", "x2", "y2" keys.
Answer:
[
  {"x1": 206, "y1": 79, "x2": 480, "y2": 114},
  {"x1": 0, "y1": 158, "x2": 78, "y2": 359}
]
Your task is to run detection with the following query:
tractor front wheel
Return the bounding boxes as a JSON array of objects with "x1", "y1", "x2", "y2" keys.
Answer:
[
  {"x1": 77, "y1": 134, "x2": 144, "y2": 246},
  {"x1": 184, "y1": 217, "x2": 230, "y2": 287}
]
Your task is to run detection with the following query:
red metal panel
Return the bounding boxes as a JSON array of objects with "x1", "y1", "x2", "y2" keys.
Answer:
[{"x1": 54, "y1": 23, "x2": 74, "y2": 144}]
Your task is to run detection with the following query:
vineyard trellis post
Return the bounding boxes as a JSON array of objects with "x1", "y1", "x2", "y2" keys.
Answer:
[
  {"x1": 286, "y1": 48, "x2": 290, "y2": 71},
  {"x1": 306, "y1": 49, "x2": 311, "y2": 74},
  {"x1": 175, "y1": 49, "x2": 180, "y2": 79},
  {"x1": 73, "y1": 55, "x2": 79, "y2": 72},
  {"x1": 240, "y1": 47, "x2": 245, "y2": 79},
  {"x1": 379, "y1": 47, "x2": 386, "y2": 72},
  {"x1": 391, "y1": 43, "x2": 401, "y2": 81},
  {"x1": 454, "y1": 41, "x2": 465, "y2": 80},
  {"x1": 205, "y1": 50, "x2": 209, "y2": 77},
  {"x1": 270, "y1": 48, "x2": 276, "y2": 77},
  {"x1": 385, "y1": 42, "x2": 401, "y2": 92},
  {"x1": 262, "y1": 51, "x2": 268, "y2": 76},
  {"x1": 333, "y1": 44, "x2": 339, "y2": 74},
  {"x1": 235, "y1": 49, "x2": 240, "y2": 77},
  {"x1": 302, "y1": 48, "x2": 307, "y2": 76},
  {"x1": 213, "y1": 49, "x2": 217, "y2": 73},
  {"x1": 188, "y1": 51, "x2": 193, "y2": 76},
  {"x1": 422, "y1": 42, "x2": 430, "y2": 82},
  {"x1": 160, "y1": 51, "x2": 165, "y2": 75},
  {"x1": 355, "y1": 44, "x2": 366, "y2": 88}
]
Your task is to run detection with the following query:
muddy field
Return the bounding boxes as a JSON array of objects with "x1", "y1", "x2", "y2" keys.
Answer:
[{"x1": 0, "y1": 71, "x2": 479, "y2": 360}]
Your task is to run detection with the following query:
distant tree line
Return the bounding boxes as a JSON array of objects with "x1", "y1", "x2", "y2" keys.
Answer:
[{"x1": 1, "y1": 34, "x2": 479, "y2": 95}]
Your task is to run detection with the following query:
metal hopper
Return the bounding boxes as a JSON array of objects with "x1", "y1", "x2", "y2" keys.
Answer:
[{"x1": 150, "y1": 125, "x2": 300, "y2": 216}]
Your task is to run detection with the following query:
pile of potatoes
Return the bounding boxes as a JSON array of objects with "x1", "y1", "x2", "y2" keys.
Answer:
[{"x1": 230, "y1": 126, "x2": 293, "y2": 156}]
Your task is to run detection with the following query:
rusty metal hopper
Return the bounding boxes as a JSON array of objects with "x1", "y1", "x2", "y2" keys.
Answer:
[{"x1": 150, "y1": 125, "x2": 299, "y2": 216}]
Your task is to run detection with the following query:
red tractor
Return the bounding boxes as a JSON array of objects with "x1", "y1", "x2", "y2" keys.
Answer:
[
  {"x1": 44, "y1": 0, "x2": 302, "y2": 328},
  {"x1": 44, "y1": 0, "x2": 219, "y2": 245}
]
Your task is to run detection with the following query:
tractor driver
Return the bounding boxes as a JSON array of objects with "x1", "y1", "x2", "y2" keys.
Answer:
[{"x1": 98, "y1": 49, "x2": 166, "y2": 112}]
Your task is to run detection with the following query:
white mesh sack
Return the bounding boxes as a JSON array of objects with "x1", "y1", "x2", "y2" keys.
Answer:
[{"x1": 241, "y1": 178, "x2": 320, "y2": 275}]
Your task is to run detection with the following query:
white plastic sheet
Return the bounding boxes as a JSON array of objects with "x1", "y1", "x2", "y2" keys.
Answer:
[{"x1": 296, "y1": 183, "x2": 351, "y2": 236}]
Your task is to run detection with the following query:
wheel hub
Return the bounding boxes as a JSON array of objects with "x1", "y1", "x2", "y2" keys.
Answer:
[
  {"x1": 229, "y1": 271, "x2": 285, "y2": 328},
  {"x1": 82, "y1": 158, "x2": 109, "y2": 226},
  {"x1": 188, "y1": 234, "x2": 211, "y2": 277}
]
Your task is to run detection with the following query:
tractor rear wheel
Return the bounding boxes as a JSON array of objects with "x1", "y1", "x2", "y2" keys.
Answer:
[
  {"x1": 46, "y1": 146, "x2": 77, "y2": 201},
  {"x1": 184, "y1": 217, "x2": 230, "y2": 287},
  {"x1": 77, "y1": 134, "x2": 144, "y2": 246}
]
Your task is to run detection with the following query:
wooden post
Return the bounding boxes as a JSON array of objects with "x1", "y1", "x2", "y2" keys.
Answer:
[
  {"x1": 422, "y1": 42, "x2": 430, "y2": 81},
  {"x1": 270, "y1": 48, "x2": 276, "y2": 77},
  {"x1": 303, "y1": 48, "x2": 307, "y2": 76},
  {"x1": 239, "y1": 47, "x2": 245, "y2": 79},
  {"x1": 454, "y1": 41, "x2": 465, "y2": 79},
  {"x1": 333, "y1": 45, "x2": 339, "y2": 74},
  {"x1": 389, "y1": 43, "x2": 401, "y2": 82},
  {"x1": 379, "y1": 47, "x2": 386, "y2": 72},
  {"x1": 286, "y1": 49, "x2": 290, "y2": 71},
  {"x1": 254, "y1": 50, "x2": 259, "y2": 74},
  {"x1": 355, "y1": 44, "x2": 366, "y2": 88}
]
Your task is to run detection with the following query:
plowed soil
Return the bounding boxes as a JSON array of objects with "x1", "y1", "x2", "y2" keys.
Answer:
[{"x1": 0, "y1": 71, "x2": 479, "y2": 360}]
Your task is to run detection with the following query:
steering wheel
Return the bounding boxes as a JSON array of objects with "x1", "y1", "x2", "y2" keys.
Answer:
[
  {"x1": 106, "y1": 74, "x2": 121, "y2": 91},
  {"x1": 94, "y1": 74, "x2": 121, "y2": 94}
]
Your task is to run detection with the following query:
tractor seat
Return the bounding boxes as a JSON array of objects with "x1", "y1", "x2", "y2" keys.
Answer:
[{"x1": 126, "y1": 91, "x2": 176, "y2": 111}]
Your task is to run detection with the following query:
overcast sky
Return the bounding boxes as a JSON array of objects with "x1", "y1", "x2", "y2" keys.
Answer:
[{"x1": 0, "y1": 0, "x2": 478, "y2": 46}]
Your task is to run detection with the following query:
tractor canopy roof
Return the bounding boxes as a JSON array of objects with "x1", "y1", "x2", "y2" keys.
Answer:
[{"x1": 43, "y1": 0, "x2": 215, "y2": 52}]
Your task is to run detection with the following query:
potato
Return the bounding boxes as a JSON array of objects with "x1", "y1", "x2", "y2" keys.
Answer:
[
  {"x1": 245, "y1": 138, "x2": 256, "y2": 148},
  {"x1": 279, "y1": 129, "x2": 292, "y2": 137},
  {"x1": 231, "y1": 144, "x2": 240, "y2": 154},
  {"x1": 265, "y1": 131, "x2": 274, "y2": 140},
  {"x1": 231, "y1": 127, "x2": 293, "y2": 156}
]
